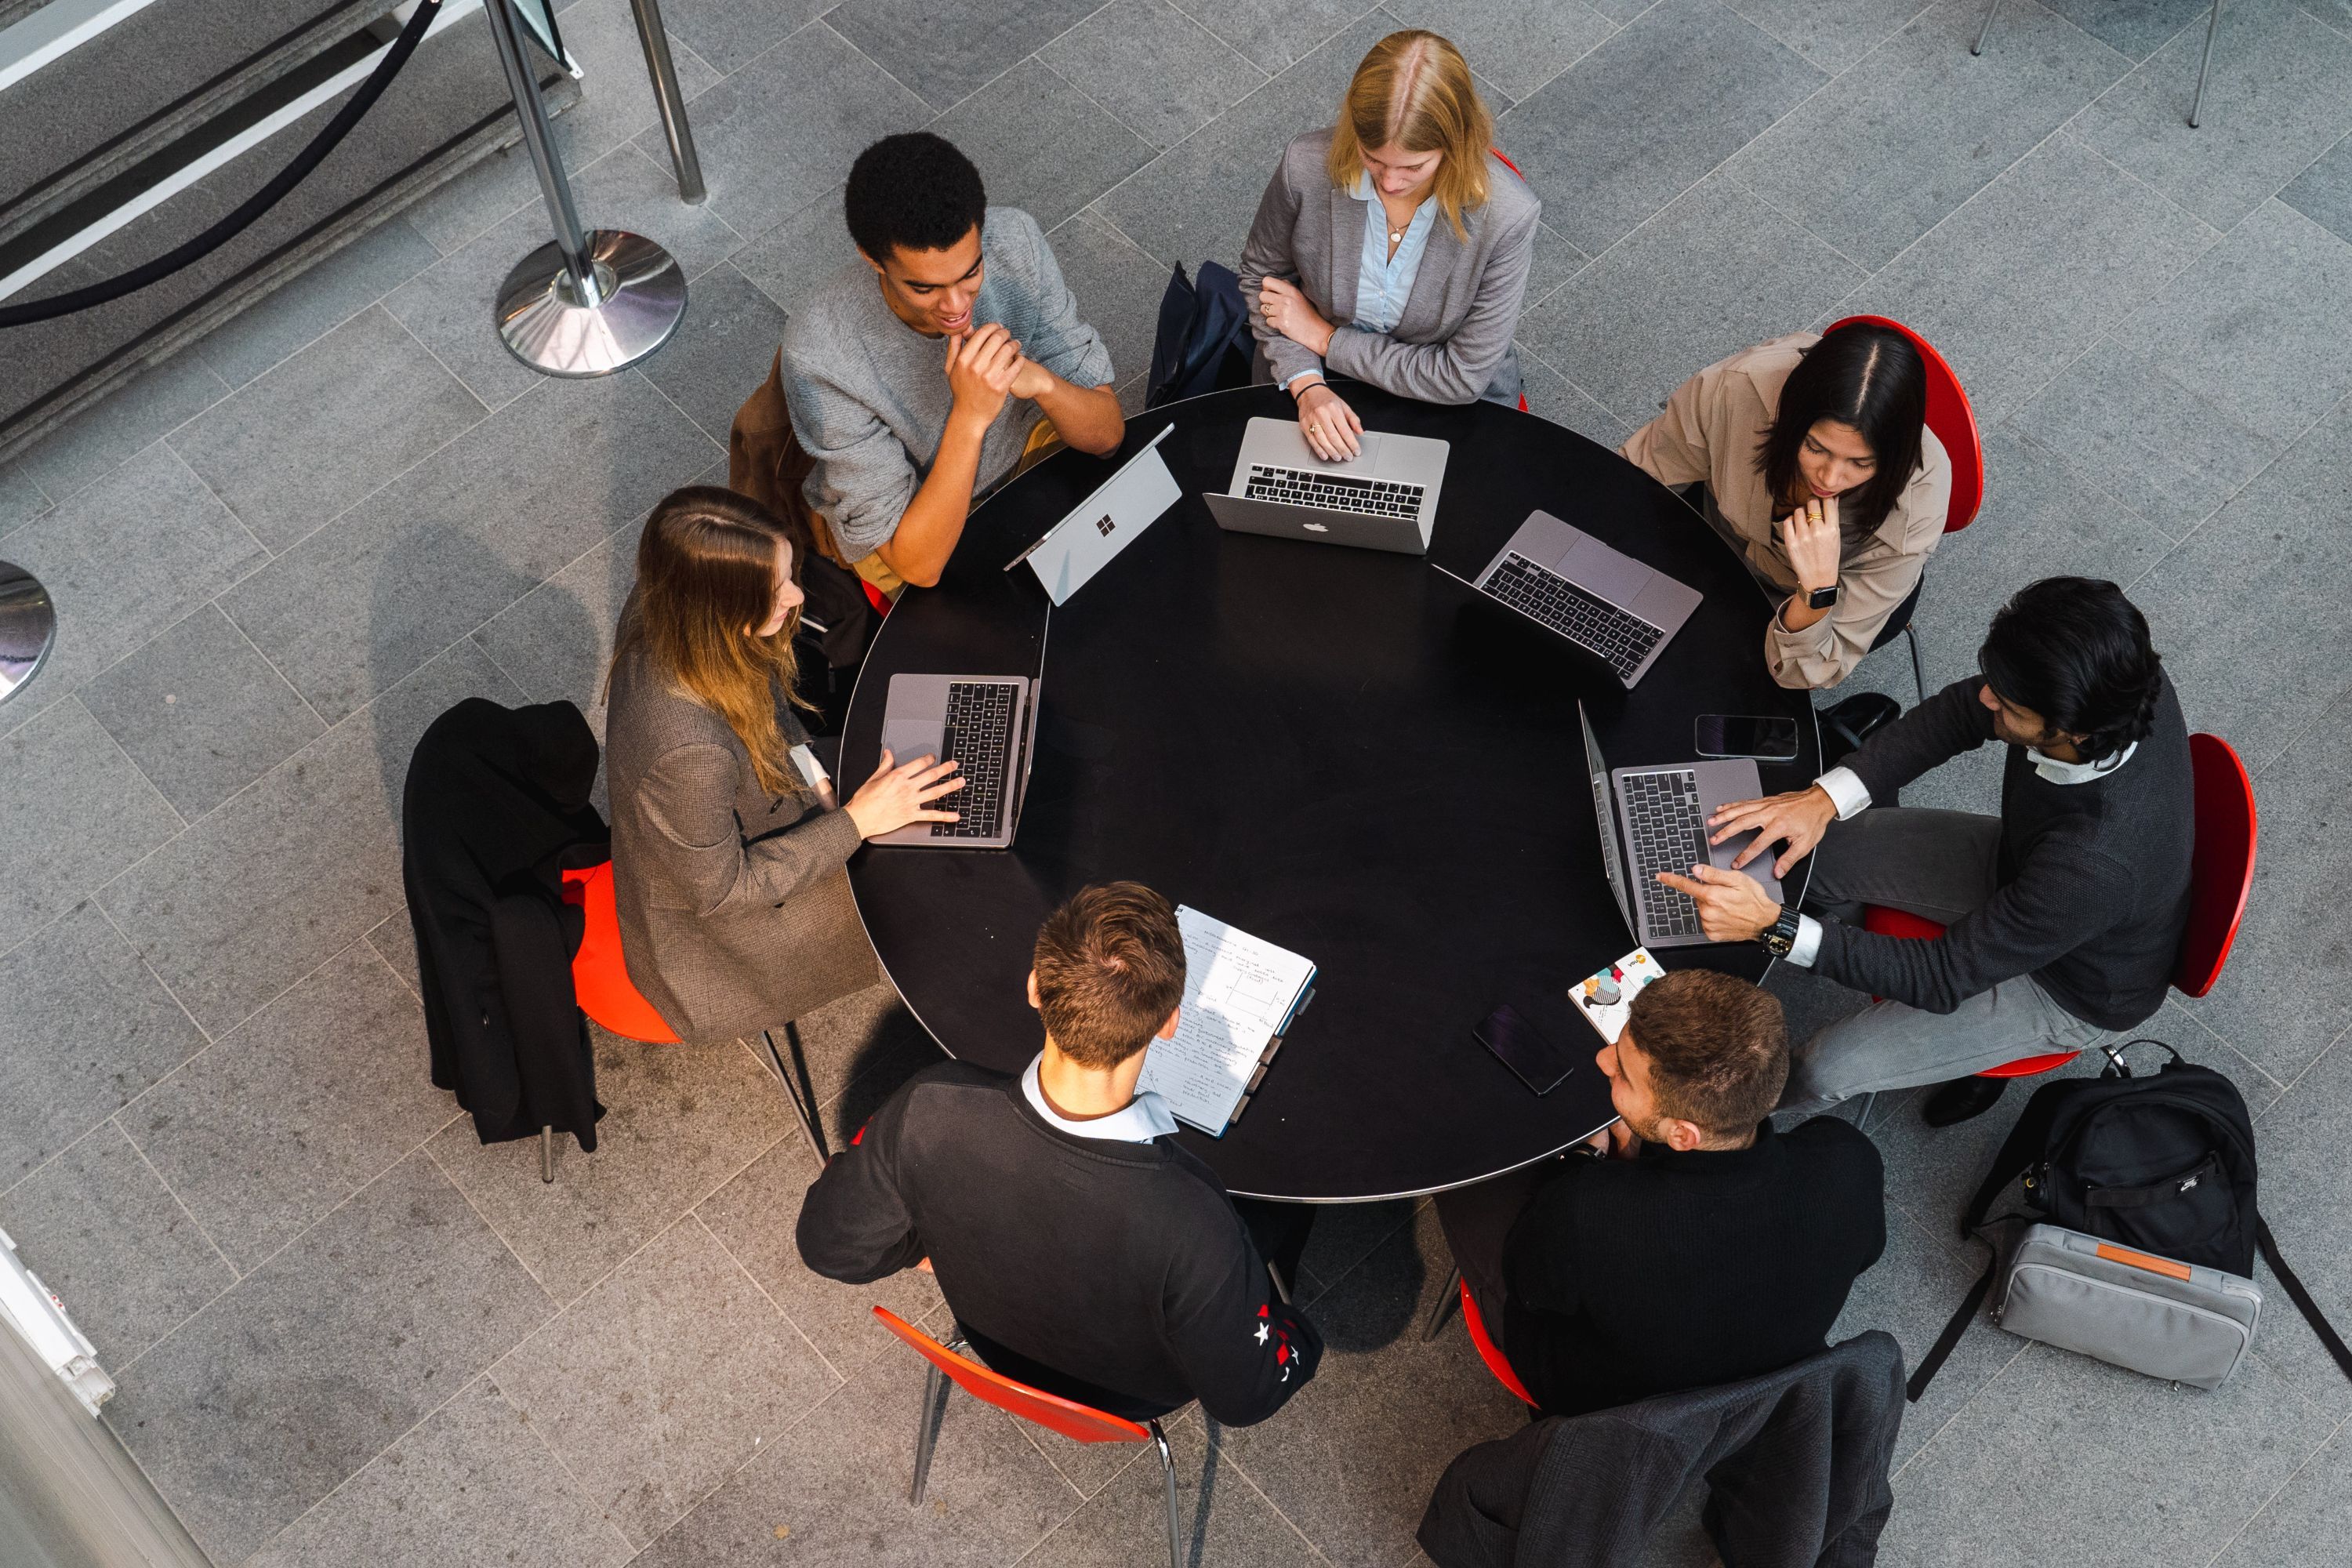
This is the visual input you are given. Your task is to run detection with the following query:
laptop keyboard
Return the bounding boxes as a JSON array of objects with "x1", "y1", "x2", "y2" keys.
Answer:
[
  {"x1": 1621, "y1": 768, "x2": 1713, "y2": 940},
  {"x1": 1481, "y1": 552, "x2": 1667, "y2": 681},
  {"x1": 933, "y1": 681, "x2": 1017, "y2": 839},
  {"x1": 1244, "y1": 463, "x2": 1425, "y2": 519}
]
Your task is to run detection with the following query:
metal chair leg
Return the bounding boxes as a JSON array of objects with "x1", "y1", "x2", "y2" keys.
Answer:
[
  {"x1": 760, "y1": 1025, "x2": 828, "y2": 1163},
  {"x1": 1904, "y1": 622, "x2": 1926, "y2": 706},
  {"x1": 1266, "y1": 1260, "x2": 1293, "y2": 1305},
  {"x1": 539, "y1": 1125, "x2": 556, "y2": 1183},
  {"x1": 1150, "y1": 1420, "x2": 1182, "y2": 1568},
  {"x1": 1972, "y1": 0, "x2": 2002, "y2": 53},
  {"x1": 1852, "y1": 1091, "x2": 1880, "y2": 1137},
  {"x1": 909, "y1": 1359, "x2": 948, "y2": 1504},
  {"x1": 1423, "y1": 1262, "x2": 1465, "y2": 1341},
  {"x1": 2189, "y1": 0, "x2": 2221, "y2": 127}
]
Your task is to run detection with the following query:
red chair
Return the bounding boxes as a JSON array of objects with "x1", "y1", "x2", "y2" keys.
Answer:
[
  {"x1": 873, "y1": 1306, "x2": 1186, "y2": 1568},
  {"x1": 1458, "y1": 1279, "x2": 1536, "y2": 1406},
  {"x1": 1860, "y1": 731, "x2": 2257, "y2": 1091},
  {"x1": 1822, "y1": 314, "x2": 1983, "y2": 701}
]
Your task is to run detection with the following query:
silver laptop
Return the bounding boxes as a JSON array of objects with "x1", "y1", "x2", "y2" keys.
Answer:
[
  {"x1": 872, "y1": 615, "x2": 1050, "y2": 851},
  {"x1": 1472, "y1": 510, "x2": 1701, "y2": 687},
  {"x1": 1204, "y1": 416, "x2": 1448, "y2": 554},
  {"x1": 1004, "y1": 423, "x2": 1181, "y2": 604},
  {"x1": 1579, "y1": 702, "x2": 1781, "y2": 949}
]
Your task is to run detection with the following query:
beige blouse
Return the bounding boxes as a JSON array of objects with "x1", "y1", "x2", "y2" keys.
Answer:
[{"x1": 1621, "y1": 331, "x2": 1952, "y2": 690}]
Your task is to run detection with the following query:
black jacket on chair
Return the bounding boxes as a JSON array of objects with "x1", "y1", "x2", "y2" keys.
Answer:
[
  {"x1": 1417, "y1": 1331, "x2": 1905, "y2": 1568},
  {"x1": 403, "y1": 698, "x2": 610, "y2": 1149}
]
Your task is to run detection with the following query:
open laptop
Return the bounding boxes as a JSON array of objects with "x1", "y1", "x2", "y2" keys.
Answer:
[
  {"x1": 1579, "y1": 701, "x2": 1781, "y2": 949},
  {"x1": 1204, "y1": 416, "x2": 1448, "y2": 554},
  {"x1": 1004, "y1": 423, "x2": 1181, "y2": 604},
  {"x1": 1471, "y1": 510, "x2": 1701, "y2": 687},
  {"x1": 871, "y1": 613, "x2": 1050, "y2": 850}
]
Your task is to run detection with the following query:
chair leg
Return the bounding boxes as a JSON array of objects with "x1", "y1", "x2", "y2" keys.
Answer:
[
  {"x1": 1150, "y1": 1420, "x2": 1182, "y2": 1568},
  {"x1": 1972, "y1": 0, "x2": 2002, "y2": 53},
  {"x1": 1852, "y1": 1091, "x2": 1879, "y2": 1137},
  {"x1": 1266, "y1": 1260, "x2": 1293, "y2": 1306},
  {"x1": 1423, "y1": 1262, "x2": 1465, "y2": 1341},
  {"x1": 2189, "y1": 0, "x2": 2221, "y2": 127},
  {"x1": 539, "y1": 1125, "x2": 556, "y2": 1183},
  {"x1": 761, "y1": 1025, "x2": 828, "y2": 1163},
  {"x1": 909, "y1": 1359, "x2": 948, "y2": 1505},
  {"x1": 1904, "y1": 622, "x2": 1926, "y2": 706}
]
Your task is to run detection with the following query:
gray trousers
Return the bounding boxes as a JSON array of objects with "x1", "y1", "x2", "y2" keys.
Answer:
[{"x1": 1780, "y1": 808, "x2": 2117, "y2": 1115}]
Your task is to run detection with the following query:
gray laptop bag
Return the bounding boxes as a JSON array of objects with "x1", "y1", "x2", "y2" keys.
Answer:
[{"x1": 1990, "y1": 1221, "x2": 2262, "y2": 1390}]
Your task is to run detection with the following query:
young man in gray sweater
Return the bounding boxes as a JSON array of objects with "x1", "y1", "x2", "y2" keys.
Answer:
[
  {"x1": 778, "y1": 132, "x2": 1123, "y2": 592},
  {"x1": 1661, "y1": 577, "x2": 2192, "y2": 1126}
]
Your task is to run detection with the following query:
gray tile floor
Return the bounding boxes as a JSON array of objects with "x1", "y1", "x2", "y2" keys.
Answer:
[{"x1": 2, "y1": 0, "x2": 2349, "y2": 1562}]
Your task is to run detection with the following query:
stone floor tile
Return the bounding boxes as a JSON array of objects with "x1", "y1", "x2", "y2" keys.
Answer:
[
  {"x1": 78, "y1": 604, "x2": 327, "y2": 821},
  {"x1": 1174, "y1": 0, "x2": 1383, "y2": 75},
  {"x1": 1516, "y1": 349, "x2": 1634, "y2": 448},
  {"x1": 1042, "y1": 0, "x2": 1269, "y2": 151},
  {"x1": 2034, "y1": 0, "x2": 2213, "y2": 60},
  {"x1": 0, "y1": 700, "x2": 181, "y2": 938},
  {"x1": 933, "y1": 60, "x2": 1158, "y2": 234},
  {"x1": 652, "y1": 0, "x2": 828, "y2": 72},
  {"x1": 12, "y1": 352, "x2": 231, "y2": 505},
  {"x1": 1515, "y1": 171, "x2": 1864, "y2": 426},
  {"x1": 0, "y1": 1120, "x2": 232, "y2": 1366},
  {"x1": 242, "y1": 1377, "x2": 631, "y2": 1568},
  {"x1": 194, "y1": 220, "x2": 443, "y2": 390},
  {"x1": 1492, "y1": 0, "x2": 1827, "y2": 256},
  {"x1": 167, "y1": 306, "x2": 485, "y2": 553},
  {"x1": 731, "y1": 187, "x2": 859, "y2": 316},
  {"x1": 96, "y1": 643, "x2": 526, "y2": 1038},
  {"x1": 1726, "y1": 0, "x2": 2129, "y2": 269},
  {"x1": 426, "y1": 1035, "x2": 794, "y2": 1303},
  {"x1": 2070, "y1": 0, "x2": 2352, "y2": 233},
  {"x1": 103, "y1": 1153, "x2": 549, "y2": 1566},
  {"x1": 471, "y1": 521, "x2": 641, "y2": 721},
  {"x1": 1840, "y1": 132, "x2": 2216, "y2": 420},
  {"x1": 0, "y1": 458, "x2": 51, "y2": 533},
  {"x1": 1296, "y1": 1197, "x2": 1420, "y2": 1304},
  {"x1": 1721, "y1": 0, "x2": 1944, "y2": 74},
  {"x1": 1384, "y1": 0, "x2": 1618, "y2": 105},
  {"x1": 2212, "y1": 1422, "x2": 2352, "y2": 1568},
  {"x1": 822, "y1": 0, "x2": 1107, "y2": 112},
  {"x1": 2280, "y1": 128, "x2": 2352, "y2": 245},
  {"x1": 490, "y1": 1217, "x2": 840, "y2": 1545},
  {"x1": 122, "y1": 942, "x2": 452, "y2": 1273},
  {"x1": 1025, "y1": 1410, "x2": 1323, "y2": 1566},
  {"x1": 1047, "y1": 211, "x2": 1178, "y2": 395},
  {"x1": 637, "y1": 262, "x2": 789, "y2": 442},
  {"x1": 367, "y1": 906, "x2": 423, "y2": 1001}
]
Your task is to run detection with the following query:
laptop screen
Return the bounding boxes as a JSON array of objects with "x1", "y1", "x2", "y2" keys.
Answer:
[{"x1": 1578, "y1": 702, "x2": 1635, "y2": 935}]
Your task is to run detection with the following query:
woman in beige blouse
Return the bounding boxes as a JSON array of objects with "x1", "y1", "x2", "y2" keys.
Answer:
[{"x1": 1622, "y1": 323, "x2": 1951, "y2": 689}]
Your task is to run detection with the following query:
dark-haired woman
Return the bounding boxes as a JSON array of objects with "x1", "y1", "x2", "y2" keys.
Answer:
[
  {"x1": 604, "y1": 487, "x2": 964, "y2": 1044},
  {"x1": 1622, "y1": 325, "x2": 1951, "y2": 689}
]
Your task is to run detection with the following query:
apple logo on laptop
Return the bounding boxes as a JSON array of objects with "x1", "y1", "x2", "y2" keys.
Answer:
[{"x1": 1304, "y1": 522, "x2": 1329, "y2": 532}]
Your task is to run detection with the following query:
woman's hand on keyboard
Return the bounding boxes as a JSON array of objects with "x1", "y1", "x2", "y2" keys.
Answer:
[
  {"x1": 844, "y1": 749, "x2": 966, "y2": 839},
  {"x1": 1294, "y1": 382, "x2": 1363, "y2": 461}
]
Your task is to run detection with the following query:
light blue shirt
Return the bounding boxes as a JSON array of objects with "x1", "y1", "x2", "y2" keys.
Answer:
[{"x1": 1284, "y1": 176, "x2": 1437, "y2": 390}]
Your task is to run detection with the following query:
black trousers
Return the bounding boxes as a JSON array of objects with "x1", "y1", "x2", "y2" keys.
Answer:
[
  {"x1": 1232, "y1": 1197, "x2": 1316, "y2": 1294},
  {"x1": 1432, "y1": 1157, "x2": 1570, "y2": 1358}
]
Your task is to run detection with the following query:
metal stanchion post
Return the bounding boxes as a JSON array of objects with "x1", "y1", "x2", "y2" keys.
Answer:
[
  {"x1": 0, "y1": 561, "x2": 55, "y2": 707},
  {"x1": 481, "y1": 0, "x2": 685, "y2": 375},
  {"x1": 628, "y1": 0, "x2": 704, "y2": 204}
]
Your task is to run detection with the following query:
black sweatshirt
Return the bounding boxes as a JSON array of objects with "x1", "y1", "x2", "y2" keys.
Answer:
[
  {"x1": 796, "y1": 1062, "x2": 1322, "y2": 1425},
  {"x1": 1814, "y1": 673, "x2": 2194, "y2": 1029},
  {"x1": 1501, "y1": 1117, "x2": 1884, "y2": 1418}
]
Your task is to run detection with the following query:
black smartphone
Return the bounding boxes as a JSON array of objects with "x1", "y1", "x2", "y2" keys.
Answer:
[
  {"x1": 1475, "y1": 1004, "x2": 1578, "y2": 1095},
  {"x1": 1695, "y1": 713, "x2": 1800, "y2": 761}
]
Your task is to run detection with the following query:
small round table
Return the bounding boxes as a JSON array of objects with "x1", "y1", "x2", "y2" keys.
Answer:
[{"x1": 842, "y1": 383, "x2": 1819, "y2": 1201}]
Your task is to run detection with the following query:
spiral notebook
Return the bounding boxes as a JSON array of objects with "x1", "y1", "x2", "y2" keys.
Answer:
[{"x1": 1138, "y1": 906, "x2": 1317, "y2": 1137}]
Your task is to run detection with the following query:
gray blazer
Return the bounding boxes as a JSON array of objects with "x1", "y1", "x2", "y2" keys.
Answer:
[
  {"x1": 1238, "y1": 129, "x2": 1541, "y2": 405},
  {"x1": 604, "y1": 612, "x2": 877, "y2": 1045}
]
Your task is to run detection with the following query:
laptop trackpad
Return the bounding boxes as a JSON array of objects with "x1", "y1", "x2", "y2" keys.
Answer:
[{"x1": 1561, "y1": 537, "x2": 1651, "y2": 603}]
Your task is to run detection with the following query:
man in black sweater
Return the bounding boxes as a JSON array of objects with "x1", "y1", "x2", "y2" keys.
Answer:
[
  {"x1": 797, "y1": 882, "x2": 1321, "y2": 1425},
  {"x1": 1665, "y1": 576, "x2": 2192, "y2": 1125},
  {"x1": 1436, "y1": 970, "x2": 1885, "y2": 1417}
]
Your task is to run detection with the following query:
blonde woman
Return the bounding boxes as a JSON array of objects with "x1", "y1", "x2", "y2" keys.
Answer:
[
  {"x1": 604, "y1": 487, "x2": 962, "y2": 1044},
  {"x1": 1239, "y1": 29, "x2": 1540, "y2": 462}
]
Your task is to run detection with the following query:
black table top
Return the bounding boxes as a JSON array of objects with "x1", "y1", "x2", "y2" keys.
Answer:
[{"x1": 841, "y1": 383, "x2": 1818, "y2": 1201}]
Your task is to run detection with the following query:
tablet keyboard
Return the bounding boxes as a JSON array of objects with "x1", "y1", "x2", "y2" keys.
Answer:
[
  {"x1": 1244, "y1": 463, "x2": 1424, "y2": 518},
  {"x1": 1621, "y1": 768, "x2": 1711, "y2": 940},
  {"x1": 933, "y1": 681, "x2": 1016, "y2": 839},
  {"x1": 1481, "y1": 552, "x2": 1666, "y2": 681}
]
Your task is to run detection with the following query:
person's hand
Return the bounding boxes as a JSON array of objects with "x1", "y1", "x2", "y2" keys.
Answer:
[
  {"x1": 1778, "y1": 493, "x2": 1842, "y2": 594},
  {"x1": 1007, "y1": 350, "x2": 1055, "y2": 401},
  {"x1": 944, "y1": 323, "x2": 1022, "y2": 427},
  {"x1": 844, "y1": 748, "x2": 965, "y2": 839},
  {"x1": 1654, "y1": 864, "x2": 1782, "y2": 944},
  {"x1": 1706, "y1": 785, "x2": 1838, "y2": 877},
  {"x1": 1294, "y1": 382, "x2": 1363, "y2": 461},
  {"x1": 1587, "y1": 1118, "x2": 1639, "y2": 1159},
  {"x1": 1258, "y1": 276, "x2": 1334, "y2": 355}
]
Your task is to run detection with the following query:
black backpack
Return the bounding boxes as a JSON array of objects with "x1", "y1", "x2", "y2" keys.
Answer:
[
  {"x1": 1907, "y1": 1040, "x2": 2352, "y2": 1399},
  {"x1": 1145, "y1": 261, "x2": 1254, "y2": 408}
]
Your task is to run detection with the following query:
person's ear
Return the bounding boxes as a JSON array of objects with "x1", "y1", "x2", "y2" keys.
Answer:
[
  {"x1": 1026, "y1": 970, "x2": 1041, "y2": 1011},
  {"x1": 857, "y1": 245, "x2": 886, "y2": 278},
  {"x1": 1156, "y1": 1005, "x2": 1181, "y2": 1041},
  {"x1": 1658, "y1": 1117, "x2": 1708, "y2": 1153}
]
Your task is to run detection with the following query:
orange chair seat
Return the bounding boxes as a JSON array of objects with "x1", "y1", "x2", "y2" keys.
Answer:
[
  {"x1": 561, "y1": 861, "x2": 680, "y2": 1044},
  {"x1": 872, "y1": 1307, "x2": 1155, "y2": 1444}
]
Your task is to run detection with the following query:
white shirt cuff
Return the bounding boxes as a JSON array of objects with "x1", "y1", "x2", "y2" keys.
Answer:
[
  {"x1": 1785, "y1": 913, "x2": 1824, "y2": 968},
  {"x1": 1815, "y1": 765, "x2": 1872, "y2": 821}
]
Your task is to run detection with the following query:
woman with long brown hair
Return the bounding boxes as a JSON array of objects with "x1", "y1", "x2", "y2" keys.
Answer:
[
  {"x1": 604, "y1": 486, "x2": 961, "y2": 1044},
  {"x1": 1238, "y1": 29, "x2": 1541, "y2": 462}
]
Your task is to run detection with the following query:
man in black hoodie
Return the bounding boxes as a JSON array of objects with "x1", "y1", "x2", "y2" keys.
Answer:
[{"x1": 797, "y1": 881, "x2": 1321, "y2": 1424}]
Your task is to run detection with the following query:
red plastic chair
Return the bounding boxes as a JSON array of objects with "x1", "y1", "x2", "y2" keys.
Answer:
[
  {"x1": 1458, "y1": 1279, "x2": 1537, "y2": 1406},
  {"x1": 873, "y1": 1306, "x2": 1185, "y2": 1568},
  {"x1": 1859, "y1": 732, "x2": 2258, "y2": 1084},
  {"x1": 1822, "y1": 314, "x2": 1983, "y2": 699}
]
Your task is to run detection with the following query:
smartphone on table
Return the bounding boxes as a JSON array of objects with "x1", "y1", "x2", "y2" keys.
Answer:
[{"x1": 1694, "y1": 713, "x2": 1799, "y2": 762}]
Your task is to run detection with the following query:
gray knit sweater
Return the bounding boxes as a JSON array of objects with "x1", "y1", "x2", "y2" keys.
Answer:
[{"x1": 777, "y1": 207, "x2": 1115, "y2": 559}]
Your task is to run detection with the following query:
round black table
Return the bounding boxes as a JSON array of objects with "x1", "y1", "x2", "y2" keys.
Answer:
[{"x1": 842, "y1": 383, "x2": 1819, "y2": 1200}]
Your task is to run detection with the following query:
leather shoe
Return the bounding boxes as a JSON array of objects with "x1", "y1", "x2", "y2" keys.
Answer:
[
  {"x1": 1820, "y1": 692, "x2": 1901, "y2": 760},
  {"x1": 1921, "y1": 1076, "x2": 2008, "y2": 1127}
]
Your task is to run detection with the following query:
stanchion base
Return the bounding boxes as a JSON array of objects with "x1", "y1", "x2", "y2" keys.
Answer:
[
  {"x1": 0, "y1": 561, "x2": 56, "y2": 707},
  {"x1": 495, "y1": 230, "x2": 686, "y2": 377}
]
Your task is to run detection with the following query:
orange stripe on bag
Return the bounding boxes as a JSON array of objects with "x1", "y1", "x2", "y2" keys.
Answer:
[{"x1": 2094, "y1": 1243, "x2": 2193, "y2": 1281}]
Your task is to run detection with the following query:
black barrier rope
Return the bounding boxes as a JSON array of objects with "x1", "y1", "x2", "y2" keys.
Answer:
[{"x1": 0, "y1": 0, "x2": 444, "y2": 329}]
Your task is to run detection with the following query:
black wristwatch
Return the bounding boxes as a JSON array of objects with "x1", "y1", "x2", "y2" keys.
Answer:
[
  {"x1": 1759, "y1": 906, "x2": 1802, "y2": 956},
  {"x1": 1806, "y1": 583, "x2": 1840, "y2": 610}
]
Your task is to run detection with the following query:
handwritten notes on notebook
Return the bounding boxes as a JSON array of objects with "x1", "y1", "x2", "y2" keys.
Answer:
[{"x1": 1138, "y1": 906, "x2": 1318, "y2": 1137}]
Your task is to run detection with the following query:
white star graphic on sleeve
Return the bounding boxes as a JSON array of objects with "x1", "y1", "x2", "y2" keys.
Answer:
[{"x1": 1254, "y1": 1321, "x2": 1270, "y2": 1345}]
